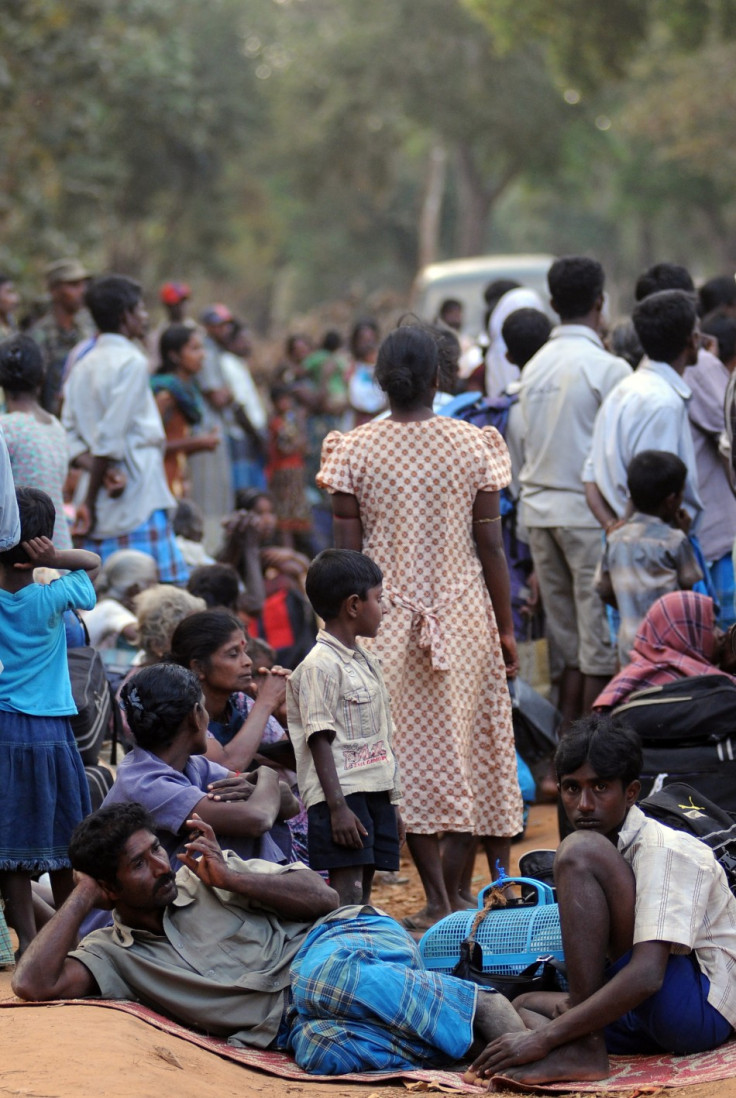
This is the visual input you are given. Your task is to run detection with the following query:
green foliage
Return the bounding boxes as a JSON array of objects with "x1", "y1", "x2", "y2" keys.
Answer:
[
  {"x1": 0, "y1": 0, "x2": 272, "y2": 288},
  {"x1": 465, "y1": 0, "x2": 736, "y2": 88},
  {"x1": 2, "y1": 0, "x2": 736, "y2": 322}
]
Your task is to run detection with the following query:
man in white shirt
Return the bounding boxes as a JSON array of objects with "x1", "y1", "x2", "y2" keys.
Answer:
[
  {"x1": 471, "y1": 718, "x2": 736, "y2": 1085},
  {"x1": 583, "y1": 290, "x2": 703, "y2": 533},
  {"x1": 63, "y1": 275, "x2": 188, "y2": 584},
  {"x1": 518, "y1": 257, "x2": 630, "y2": 725}
]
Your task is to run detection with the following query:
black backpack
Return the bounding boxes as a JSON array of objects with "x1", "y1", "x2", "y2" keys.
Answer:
[
  {"x1": 639, "y1": 781, "x2": 736, "y2": 894},
  {"x1": 68, "y1": 645, "x2": 113, "y2": 766},
  {"x1": 612, "y1": 674, "x2": 736, "y2": 748}
]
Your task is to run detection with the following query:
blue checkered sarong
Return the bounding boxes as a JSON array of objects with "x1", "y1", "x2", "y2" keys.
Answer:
[
  {"x1": 285, "y1": 912, "x2": 476, "y2": 1074},
  {"x1": 82, "y1": 508, "x2": 189, "y2": 585}
]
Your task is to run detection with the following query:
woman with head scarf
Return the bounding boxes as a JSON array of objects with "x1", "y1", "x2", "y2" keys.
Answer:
[
  {"x1": 594, "y1": 591, "x2": 736, "y2": 710},
  {"x1": 485, "y1": 287, "x2": 547, "y2": 399}
]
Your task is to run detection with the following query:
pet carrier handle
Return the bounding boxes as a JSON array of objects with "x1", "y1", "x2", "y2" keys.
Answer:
[{"x1": 477, "y1": 877, "x2": 555, "y2": 908}]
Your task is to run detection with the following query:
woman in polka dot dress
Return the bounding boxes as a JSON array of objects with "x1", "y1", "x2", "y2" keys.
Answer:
[{"x1": 318, "y1": 324, "x2": 523, "y2": 930}]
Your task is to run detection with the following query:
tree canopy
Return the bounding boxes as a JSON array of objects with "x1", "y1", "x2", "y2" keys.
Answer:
[{"x1": 1, "y1": 0, "x2": 735, "y2": 323}]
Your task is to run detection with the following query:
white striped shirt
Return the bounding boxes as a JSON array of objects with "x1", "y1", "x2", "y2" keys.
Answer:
[{"x1": 619, "y1": 805, "x2": 736, "y2": 1026}]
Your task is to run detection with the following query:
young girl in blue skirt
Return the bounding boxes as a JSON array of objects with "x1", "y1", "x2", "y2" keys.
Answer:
[{"x1": 0, "y1": 487, "x2": 100, "y2": 956}]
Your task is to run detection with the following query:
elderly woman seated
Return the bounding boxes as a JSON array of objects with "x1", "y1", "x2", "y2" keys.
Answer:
[{"x1": 133, "y1": 584, "x2": 206, "y2": 666}]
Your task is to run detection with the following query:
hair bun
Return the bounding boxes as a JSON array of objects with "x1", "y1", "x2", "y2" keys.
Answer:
[{"x1": 0, "y1": 335, "x2": 44, "y2": 393}]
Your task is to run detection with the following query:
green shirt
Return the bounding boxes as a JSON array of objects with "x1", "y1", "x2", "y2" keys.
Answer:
[{"x1": 71, "y1": 855, "x2": 318, "y2": 1048}]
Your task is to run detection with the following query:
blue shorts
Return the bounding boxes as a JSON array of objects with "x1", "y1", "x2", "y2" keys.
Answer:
[
  {"x1": 307, "y1": 790, "x2": 399, "y2": 872},
  {"x1": 604, "y1": 951, "x2": 732, "y2": 1055}
]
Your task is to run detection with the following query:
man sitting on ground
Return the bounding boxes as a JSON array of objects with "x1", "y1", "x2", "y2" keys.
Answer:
[
  {"x1": 470, "y1": 717, "x2": 736, "y2": 1085},
  {"x1": 13, "y1": 805, "x2": 525, "y2": 1075}
]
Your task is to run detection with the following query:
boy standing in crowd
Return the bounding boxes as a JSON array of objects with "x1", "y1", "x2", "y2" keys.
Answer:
[
  {"x1": 287, "y1": 549, "x2": 403, "y2": 906},
  {"x1": 595, "y1": 450, "x2": 702, "y2": 665}
]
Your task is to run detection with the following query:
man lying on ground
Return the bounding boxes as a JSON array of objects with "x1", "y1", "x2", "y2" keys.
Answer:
[
  {"x1": 12, "y1": 804, "x2": 524, "y2": 1075},
  {"x1": 470, "y1": 716, "x2": 736, "y2": 1085}
]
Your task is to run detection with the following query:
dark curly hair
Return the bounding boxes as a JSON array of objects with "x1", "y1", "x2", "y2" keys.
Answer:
[
  {"x1": 69, "y1": 803, "x2": 157, "y2": 883},
  {"x1": 120, "y1": 664, "x2": 202, "y2": 750},
  {"x1": 554, "y1": 713, "x2": 642, "y2": 787}
]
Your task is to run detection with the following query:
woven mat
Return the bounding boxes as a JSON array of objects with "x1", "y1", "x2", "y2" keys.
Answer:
[
  {"x1": 3, "y1": 999, "x2": 736, "y2": 1093},
  {"x1": 0, "y1": 905, "x2": 13, "y2": 967}
]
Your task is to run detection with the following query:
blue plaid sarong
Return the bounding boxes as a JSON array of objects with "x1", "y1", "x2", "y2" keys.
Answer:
[
  {"x1": 285, "y1": 912, "x2": 476, "y2": 1074},
  {"x1": 81, "y1": 508, "x2": 189, "y2": 585}
]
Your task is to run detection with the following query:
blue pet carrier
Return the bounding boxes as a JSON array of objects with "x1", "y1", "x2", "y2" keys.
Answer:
[{"x1": 418, "y1": 876, "x2": 564, "y2": 978}]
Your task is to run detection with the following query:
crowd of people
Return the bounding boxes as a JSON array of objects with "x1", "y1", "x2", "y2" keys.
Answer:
[{"x1": 2, "y1": 253, "x2": 736, "y2": 1083}]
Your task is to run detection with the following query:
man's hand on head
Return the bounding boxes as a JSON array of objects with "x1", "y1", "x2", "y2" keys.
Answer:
[{"x1": 72, "y1": 869, "x2": 116, "y2": 911}]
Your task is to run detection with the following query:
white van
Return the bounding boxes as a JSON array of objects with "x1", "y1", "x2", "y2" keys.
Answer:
[{"x1": 411, "y1": 253, "x2": 555, "y2": 336}]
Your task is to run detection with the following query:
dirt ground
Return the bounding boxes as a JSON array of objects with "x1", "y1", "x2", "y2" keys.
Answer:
[{"x1": 2, "y1": 804, "x2": 736, "y2": 1098}]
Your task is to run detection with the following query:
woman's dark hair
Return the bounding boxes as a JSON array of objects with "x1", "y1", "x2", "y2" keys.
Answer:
[
  {"x1": 627, "y1": 449, "x2": 687, "y2": 515},
  {"x1": 554, "y1": 714, "x2": 642, "y2": 788},
  {"x1": 158, "y1": 324, "x2": 197, "y2": 374},
  {"x1": 632, "y1": 290, "x2": 697, "y2": 364},
  {"x1": 0, "y1": 487, "x2": 55, "y2": 567},
  {"x1": 170, "y1": 609, "x2": 244, "y2": 670},
  {"x1": 0, "y1": 335, "x2": 44, "y2": 394},
  {"x1": 234, "y1": 487, "x2": 271, "y2": 512},
  {"x1": 306, "y1": 548, "x2": 383, "y2": 621},
  {"x1": 186, "y1": 563, "x2": 240, "y2": 609},
  {"x1": 85, "y1": 275, "x2": 142, "y2": 333},
  {"x1": 375, "y1": 325, "x2": 438, "y2": 408},
  {"x1": 120, "y1": 664, "x2": 202, "y2": 750},
  {"x1": 349, "y1": 318, "x2": 380, "y2": 358},
  {"x1": 69, "y1": 803, "x2": 156, "y2": 883},
  {"x1": 548, "y1": 256, "x2": 605, "y2": 320}
]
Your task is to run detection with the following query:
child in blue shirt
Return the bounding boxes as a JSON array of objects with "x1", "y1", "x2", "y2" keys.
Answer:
[{"x1": 0, "y1": 487, "x2": 100, "y2": 957}]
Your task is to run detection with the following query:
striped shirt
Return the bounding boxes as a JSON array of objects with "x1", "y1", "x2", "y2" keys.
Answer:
[
  {"x1": 619, "y1": 805, "x2": 736, "y2": 1026},
  {"x1": 286, "y1": 629, "x2": 401, "y2": 810},
  {"x1": 596, "y1": 513, "x2": 702, "y2": 665}
]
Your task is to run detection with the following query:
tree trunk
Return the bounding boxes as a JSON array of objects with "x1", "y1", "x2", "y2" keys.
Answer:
[
  {"x1": 417, "y1": 143, "x2": 447, "y2": 269},
  {"x1": 454, "y1": 143, "x2": 517, "y2": 257}
]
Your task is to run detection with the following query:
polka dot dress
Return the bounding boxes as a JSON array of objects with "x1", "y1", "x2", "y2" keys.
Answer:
[{"x1": 318, "y1": 418, "x2": 524, "y2": 836}]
